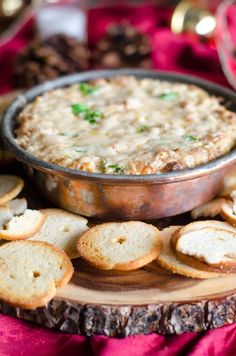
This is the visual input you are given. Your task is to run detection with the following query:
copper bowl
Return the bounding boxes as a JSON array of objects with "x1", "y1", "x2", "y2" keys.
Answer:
[{"x1": 2, "y1": 69, "x2": 236, "y2": 220}]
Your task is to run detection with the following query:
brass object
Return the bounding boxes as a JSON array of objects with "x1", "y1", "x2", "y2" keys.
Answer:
[
  {"x1": 1, "y1": 0, "x2": 23, "y2": 16},
  {"x1": 171, "y1": 0, "x2": 216, "y2": 37},
  {"x1": 0, "y1": 0, "x2": 24, "y2": 32},
  {"x1": 2, "y1": 69, "x2": 236, "y2": 220}
]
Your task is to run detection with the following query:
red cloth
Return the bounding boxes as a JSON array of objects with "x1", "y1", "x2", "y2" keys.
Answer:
[
  {"x1": 0, "y1": 4, "x2": 230, "y2": 94},
  {"x1": 88, "y1": 5, "x2": 228, "y2": 87},
  {"x1": 214, "y1": 2, "x2": 236, "y2": 91},
  {"x1": 227, "y1": 3, "x2": 236, "y2": 45},
  {"x1": 0, "y1": 10, "x2": 34, "y2": 94},
  {"x1": 0, "y1": 4, "x2": 236, "y2": 356},
  {"x1": 1, "y1": 313, "x2": 236, "y2": 356}
]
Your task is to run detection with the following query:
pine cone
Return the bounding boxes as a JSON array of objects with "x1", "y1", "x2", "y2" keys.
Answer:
[
  {"x1": 92, "y1": 23, "x2": 152, "y2": 69},
  {"x1": 13, "y1": 34, "x2": 91, "y2": 88}
]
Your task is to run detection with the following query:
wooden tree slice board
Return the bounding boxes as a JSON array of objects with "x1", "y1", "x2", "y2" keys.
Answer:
[
  {"x1": 1, "y1": 96, "x2": 236, "y2": 336},
  {"x1": 1, "y1": 258, "x2": 236, "y2": 336}
]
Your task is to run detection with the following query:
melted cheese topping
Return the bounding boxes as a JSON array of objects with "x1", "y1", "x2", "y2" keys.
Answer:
[{"x1": 16, "y1": 76, "x2": 236, "y2": 175}]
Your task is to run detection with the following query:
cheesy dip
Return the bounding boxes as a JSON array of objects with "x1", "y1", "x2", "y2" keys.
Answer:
[{"x1": 16, "y1": 76, "x2": 236, "y2": 175}]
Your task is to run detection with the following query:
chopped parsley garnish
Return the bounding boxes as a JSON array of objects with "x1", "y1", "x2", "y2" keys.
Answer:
[
  {"x1": 79, "y1": 82, "x2": 99, "y2": 96},
  {"x1": 106, "y1": 163, "x2": 124, "y2": 174},
  {"x1": 158, "y1": 92, "x2": 178, "y2": 100},
  {"x1": 183, "y1": 135, "x2": 198, "y2": 142},
  {"x1": 84, "y1": 110, "x2": 101, "y2": 124},
  {"x1": 137, "y1": 125, "x2": 149, "y2": 133},
  {"x1": 71, "y1": 103, "x2": 88, "y2": 115},
  {"x1": 71, "y1": 103, "x2": 101, "y2": 124},
  {"x1": 72, "y1": 134, "x2": 79, "y2": 138}
]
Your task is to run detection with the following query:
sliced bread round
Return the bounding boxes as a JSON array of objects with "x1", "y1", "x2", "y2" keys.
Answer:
[
  {"x1": 0, "y1": 207, "x2": 13, "y2": 230},
  {"x1": 155, "y1": 226, "x2": 223, "y2": 279},
  {"x1": 191, "y1": 198, "x2": 228, "y2": 219},
  {"x1": 7, "y1": 198, "x2": 27, "y2": 216},
  {"x1": 172, "y1": 220, "x2": 236, "y2": 238},
  {"x1": 30, "y1": 209, "x2": 88, "y2": 259},
  {"x1": 0, "y1": 198, "x2": 27, "y2": 229},
  {"x1": 77, "y1": 221, "x2": 161, "y2": 270},
  {"x1": 218, "y1": 167, "x2": 236, "y2": 197},
  {"x1": 172, "y1": 226, "x2": 236, "y2": 273},
  {"x1": 0, "y1": 209, "x2": 45, "y2": 240},
  {"x1": 0, "y1": 175, "x2": 24, "y2": 205},
  {"x1": 221, "y1": 201, "x2": 236, "y2": 227},
  {"x1": 0, "y1": 240, "x2": 73, "y2": 309}
]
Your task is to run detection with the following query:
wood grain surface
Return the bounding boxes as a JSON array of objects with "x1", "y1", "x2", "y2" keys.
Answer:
[{"x1": 1, "y1": 257, "x2": 236, "y2": 336}]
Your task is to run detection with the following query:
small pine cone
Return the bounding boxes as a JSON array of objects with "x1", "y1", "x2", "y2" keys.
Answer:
[
  {"x1": 13, "y1": 34, "x2": 91, "y2": 88},
  {"x1": 92, "y1": 22, "x2": 152, "y2": 69}
]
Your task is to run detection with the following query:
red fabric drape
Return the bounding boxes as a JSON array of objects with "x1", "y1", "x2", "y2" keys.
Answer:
[{"x1": 0, "y1": 5, "x2": 236, "y2": 356}]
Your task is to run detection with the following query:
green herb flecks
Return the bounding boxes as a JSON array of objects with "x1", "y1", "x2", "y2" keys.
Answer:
[
  {"x1": 183, "y1": 135, "x2": 198, "y2": 142},
  {"x1": 158, "y1": 92, "x2": 178, "y2": 100},
  {"x1": 71, "y1": 103, "x2": 88, "y2": 115},
  {"x1": 105, "y1": 163, "x2": 125, "y2": 174},
  {"x1": 137, "y1": 125, "x2": 149, "y2": 133},
  {"x1": 79, "y1": 82, "x2": 99, "y2": 96},
  {"x1": 71, "y1": 103, "x2": 101, "y2": 124},
  {"x1": 84, "y1": 110, "x2": 101, "y2": 124}
]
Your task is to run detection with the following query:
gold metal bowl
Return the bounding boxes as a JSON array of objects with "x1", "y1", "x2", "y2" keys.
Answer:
[{"x1": 2, "y1": 69, "x2": 236, "y2": 220}]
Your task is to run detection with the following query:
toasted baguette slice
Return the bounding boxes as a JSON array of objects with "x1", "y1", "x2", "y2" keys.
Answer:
[
  {"x1": 218, "y1": 167, "x2": 236, "y2": 197},
  {"x1": 0, "y1": 175, "x2": 24, "y2": 205},
  {"x1": 8, "y1": 198, "x2": 27, "y2": 216},
  {"x1": 0, "y1": 198, "x2": 27, "y2": 228},
  {"x1": 0, "y1": 209, "x2": 45, "y2": 240},
  {"x1": 173, "y1": 226, "x2": 236, "y2": 273},
  {"x1": 30, "y1": 209, "x2": 88, "y2": 259},
  {"x1": 221, "y1": 201, "x2": 236, "y2": 227},
  {"x1": 77, "y1": 222, "x2": 161, "y2": 270},
  {"x1": 171, "y1": 221, "x2": 236, "y2": 273},
  {"x1": 171, "y1": 220, "x2": 236, "y2": 258},
  {"x1": 191, "y1": 198, "x2": 228, "y2": 219},
  {"x1": 172, "y1": 220, "x2": 236, "y2": 237},
  {"x1": 155, "y1": 226, "x2": 223, "y2": 279},
  {"x1": 0, "y1": 207, "x2": 13, "y2": 230},
  {"x1": 0, "y1": 240, "x2": 73, "y2": 309}
]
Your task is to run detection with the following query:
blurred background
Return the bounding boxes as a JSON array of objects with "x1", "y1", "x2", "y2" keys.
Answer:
[{"x1": 0, "y1": 0, "x2": 235, "y2": 94}]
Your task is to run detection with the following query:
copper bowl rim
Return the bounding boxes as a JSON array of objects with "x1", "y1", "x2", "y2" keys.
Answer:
[{"x1": 2, "y1": 69, "x2": 236, "y2": 184}]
